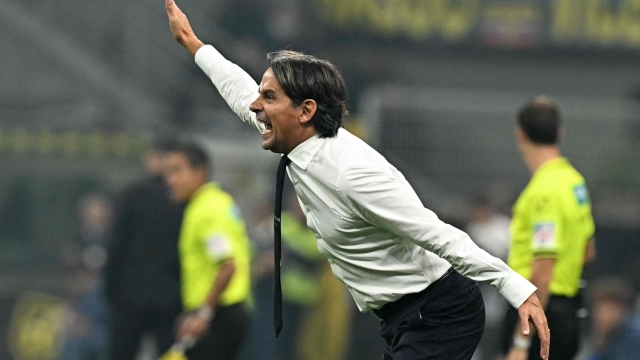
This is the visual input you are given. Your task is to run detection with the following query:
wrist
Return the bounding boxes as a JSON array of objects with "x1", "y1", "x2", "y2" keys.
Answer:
[
  {"x1": 185, "y1": 36, "x2": 204, "y2": 57},
  {"x1": 196, "y1": 305, "x2": 214, "y2": 322},
  {"x1": 512, "y1": 334, "x2": 532, "y2": 350}
]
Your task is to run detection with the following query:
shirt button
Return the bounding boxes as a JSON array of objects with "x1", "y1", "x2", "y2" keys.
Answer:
[{"x1": 293, "y1": 178, "x2": 299, "y2": 185}]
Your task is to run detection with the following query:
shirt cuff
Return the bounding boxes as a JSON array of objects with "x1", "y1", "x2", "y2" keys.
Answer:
[
  {"x1": 195, "y1": 44, "x2": 225, "y2": 75},
  {"x1": 499, "y1": 271, "x2": 537, "y2": 309}
]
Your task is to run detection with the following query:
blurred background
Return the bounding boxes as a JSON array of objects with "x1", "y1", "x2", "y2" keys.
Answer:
[{"x1": 1, "y1": 0, "x2": 640, "y2": 359}]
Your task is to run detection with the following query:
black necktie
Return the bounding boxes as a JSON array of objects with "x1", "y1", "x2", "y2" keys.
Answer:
[{"x1": 274, "y1": 155, "x2": 289, "y2": 338}]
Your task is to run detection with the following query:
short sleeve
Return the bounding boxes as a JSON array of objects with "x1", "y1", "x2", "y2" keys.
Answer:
[
  {"x1": 204, "y1": 234, "x2": 234, "y2": 262},
  {"x1": 528, "y1": 193, "x2": 563, "y2": 258},
  {"x1": 199, "y1": 204, "x2": 243, "y2": 263}
]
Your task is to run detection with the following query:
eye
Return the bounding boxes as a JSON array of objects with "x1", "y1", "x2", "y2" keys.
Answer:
[{"x1": 263, "y1": 91, "x2": 275, "y2": 100}]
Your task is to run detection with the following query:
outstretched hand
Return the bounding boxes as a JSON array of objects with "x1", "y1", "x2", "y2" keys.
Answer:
[
  {"x1": 165, "y1": 0, "x2": 204, "y2": 56},
  {"x1": 517, "y1": 293, "x2": 550, "y2": 359}
]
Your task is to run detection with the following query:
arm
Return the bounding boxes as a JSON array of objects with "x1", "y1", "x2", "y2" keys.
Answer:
[
  {"x1": 177, "y1": 260, "x2": 236, "y2": 341},
  {"x1": 584, "y1": 237, "x2": 596, "y2": 264},
  {"x1": 340, "y1": 166, "x2": 550, "y2": 359},
  {"x1": 203, "y1": 260, "x2": 236, "y2": 310},
  {"x1": 339, "y1": 166, "x2": 536, "y2": 307},
  {"x1": 165, "y1": 0, "x2": 203, "y2": 56},
  {"x1": 165, "y1": 0, "x2": 264, "y2": 132},
  {"x1": 531, "y1": 258, "x2": 555, "y2": 309}
]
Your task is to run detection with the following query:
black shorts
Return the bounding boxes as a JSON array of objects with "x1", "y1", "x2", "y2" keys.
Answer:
[{"x1": 503, "y1": 295, "x2": 580, "y2": 360}]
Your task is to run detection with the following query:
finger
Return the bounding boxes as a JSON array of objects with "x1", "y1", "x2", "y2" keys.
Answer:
[
  {"x1": 533, "y1": 313, "x2": 550, "y2": 359},
  {"x1": 529, "y1": 308, "x2": 550, "y2": 359},
  {"x1": 518, "y1": 308, "x2": 530, "y2": 336},
  {"x1": 165, "y1": 0, "x2": 178, "y2": 14}
]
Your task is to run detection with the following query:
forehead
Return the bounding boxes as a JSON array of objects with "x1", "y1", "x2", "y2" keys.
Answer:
[
  {"x1": 164, "y1": 152, "x2": 188, "y2": 165},
  {"x1": 259, "y1": 68, "x2": 284, "y2": 92}
]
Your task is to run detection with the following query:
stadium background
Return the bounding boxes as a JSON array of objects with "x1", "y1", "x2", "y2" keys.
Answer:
[{"x1": 1, "y1": 0, "x2": 640, "y2": 359}]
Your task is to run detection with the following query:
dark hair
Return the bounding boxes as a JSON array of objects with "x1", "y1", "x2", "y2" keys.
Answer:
[
  {"x1": 169, "y1": 142, "x2": 210, "y2": 171},
  {"x1": 267, "y1": 50, "x2": 348, "y2": 138},
  {"x1": 151, "y1": 138, "x2": 178, "y2": 154},
  {"x1": 517, "y1": 96, "x2": 561, "y2": 145}
]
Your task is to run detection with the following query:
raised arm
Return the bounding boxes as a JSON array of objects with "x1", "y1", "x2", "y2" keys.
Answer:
[
  {"x1": 165, "y1": 0, "x2": 264, "y2": 132},
  {"x1": 340, "y1": 166, "x2": 550, "y2": 359}
]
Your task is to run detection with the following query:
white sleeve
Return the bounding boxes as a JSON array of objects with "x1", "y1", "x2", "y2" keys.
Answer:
[
  {"x1": 339, "y1": 166, "x2": 536, "y2": 309},
  {"x1": 194, "y1": 45, "x2": 265, "y2": 133}
]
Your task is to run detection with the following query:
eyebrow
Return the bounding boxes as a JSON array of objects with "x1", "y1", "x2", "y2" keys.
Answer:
[{"x1": 260, "y1": 88, "x2": 276, "y2": 96}]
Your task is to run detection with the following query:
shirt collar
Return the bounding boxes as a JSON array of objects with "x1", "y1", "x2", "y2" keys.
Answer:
[
  {"x1": 287, "y1": 133, "x2": 324, "y2": 170},
  {"x1": 533, "y1": 157, "x2": 569, "y2": 177},
  {"x1": 189, "y1": 182, "x2": 214, "y2": 202}
]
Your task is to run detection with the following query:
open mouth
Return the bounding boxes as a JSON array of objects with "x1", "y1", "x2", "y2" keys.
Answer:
[{"x1": 259, "y1": 118, "x2": 273, "y2": 134}]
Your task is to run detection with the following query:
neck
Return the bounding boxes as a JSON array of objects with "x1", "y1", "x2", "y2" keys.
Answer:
[
  {"x1": 524, "y1": 145, "x2": 561, "y2": 174},
  {"x1": 283, "y1": 127, "x2": 317, "y2": 154},
  {"x1": 188, "y1": 181, "x2": 209, "y2": 200}
]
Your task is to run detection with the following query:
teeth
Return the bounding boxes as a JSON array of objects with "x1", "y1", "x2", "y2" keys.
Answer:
[{"x1": 260, "y1": 121, "x2": 272, "y2": 134}]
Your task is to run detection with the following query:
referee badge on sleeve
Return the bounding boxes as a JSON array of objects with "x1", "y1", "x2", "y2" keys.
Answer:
[
  {"x1": 533, "y1": 222, "x2": 556, "y2": 250},
  {"x1": 205, "y1": 234, "x2": 233, "y2": 260}
]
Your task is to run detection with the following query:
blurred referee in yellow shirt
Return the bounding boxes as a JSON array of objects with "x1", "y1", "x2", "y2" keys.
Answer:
[
  {"x1": 504, "y1": 96, "x2": 596, "y2": 360},
  {"x1": 164, "y1": 143, "x2": 251, "y2": 360}
]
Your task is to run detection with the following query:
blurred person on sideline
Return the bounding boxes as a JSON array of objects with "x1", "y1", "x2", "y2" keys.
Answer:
[
  {"x1": 504, "y1": 97, "x2": 596, "y2": 360},
  {"x1": 238, "y1": 202, "x2": 276, "y2": 360},
  {"x1": 465, "y1": 194, "x2": 511, "y2": 360},
  {"x1": 243, "y1": 192, "x2": 352, "y2": 360},
  {"x1": 466, "y1": 194, "x2": 511, "y2": 262},
  {"x1": 586, "y1": 278, "x2": 640, "y2": 360},
  {"x1": 276, "y1": 189, "x2": 325, "y2": 360},
  {"x1": 165, "y1": 3, "x2": 551, "y2": 360},
  {"x1": 297, "y1": 261, "x2": 352, "y2": 360},
  {"x1": 164, "y1": 142, "x2": 252, "y2": 360},
  {"x1": 62, "y1": 194, "x2": 113, "y2": 360},
  {"x1": 105, "y1": 140, "x2": 185, "y2": 360}
]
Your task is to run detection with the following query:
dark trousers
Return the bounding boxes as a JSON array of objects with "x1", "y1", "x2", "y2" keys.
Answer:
[
  {"x1": 379, "y1": 270, "x2": 485, "y2": 360},
  {"x1": 109, "y1": 301, "x2": 181, "y2": 360},
  {"x1": 186, "y1": 303, "x2": 251, "y2": 360},
  {"x1": 503, "y1": 295, "x2": 580, "y2": 360}
]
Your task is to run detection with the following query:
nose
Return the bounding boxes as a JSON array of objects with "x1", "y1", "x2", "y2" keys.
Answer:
[{"x1": 249, "y1": 96, "x2": 261, "y2": 113}]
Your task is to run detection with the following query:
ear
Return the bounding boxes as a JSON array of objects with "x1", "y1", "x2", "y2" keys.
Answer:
[
  {"x1": 196, "y1": 166, "x2": 209, "y2": 183},
  {"x1": 299, "y1": 99, "x2": 317, "y2": 125},
  {"x1": 557, "y1": 127, "x2": 564, "y2": 141},
  {"x1": 516, "y1": 127, "x2": 527, "y2": 143}
]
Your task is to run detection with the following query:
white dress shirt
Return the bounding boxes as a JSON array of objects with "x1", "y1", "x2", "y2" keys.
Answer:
[{"x1": 195, "y1": 45, "x2": 536, "y2": 312}]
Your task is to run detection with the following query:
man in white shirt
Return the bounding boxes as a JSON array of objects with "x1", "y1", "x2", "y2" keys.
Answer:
[{"x1": 165, "y1": 1, "x2": 550, "y2": 359}]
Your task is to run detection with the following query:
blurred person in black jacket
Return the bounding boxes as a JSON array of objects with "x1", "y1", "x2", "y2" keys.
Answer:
[{"x1": 105, "y1": 140, "x2": 186, "y2": 360}]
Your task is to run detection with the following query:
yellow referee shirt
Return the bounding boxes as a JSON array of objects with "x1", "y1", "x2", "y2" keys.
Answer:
[
  {"x1": 179, "y1": 183, "x2": 251, "y2": 311},
  {"x1": 509, "y1": 158, "x2": 595, "y2": 297}
]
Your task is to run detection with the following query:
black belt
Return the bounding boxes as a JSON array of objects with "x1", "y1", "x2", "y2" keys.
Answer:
[{"x1": 372, "y1": 267, "x2": 454, "y2": 321}]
